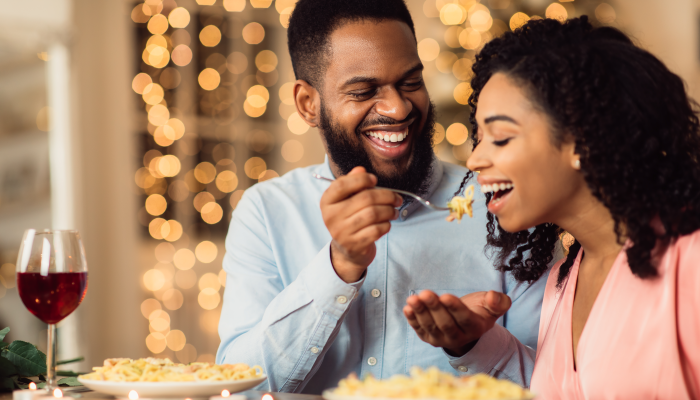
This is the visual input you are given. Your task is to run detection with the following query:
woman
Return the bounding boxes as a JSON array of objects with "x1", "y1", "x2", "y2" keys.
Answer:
[{"x1": 462, "y1": 16, "x2": 699, "y2": 398}]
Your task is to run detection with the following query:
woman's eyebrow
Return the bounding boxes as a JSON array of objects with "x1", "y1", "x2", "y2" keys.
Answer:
[{"x1": 484, "y1": 115, "x2": 519, "y2": 125}]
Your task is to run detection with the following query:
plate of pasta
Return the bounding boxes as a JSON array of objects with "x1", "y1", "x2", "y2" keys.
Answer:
[
  {"x1": 322, "y1": 367, "x2": 533, "y2": 400},
  {"x1": 78, "y1": 358, "x2": 266, "y2": 398}
]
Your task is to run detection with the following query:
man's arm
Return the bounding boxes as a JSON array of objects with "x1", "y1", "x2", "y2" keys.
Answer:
[
  {"x1": 216, "y1": 188, "x2": 360, "y2": 393},
  {"x1": 217, "y1": 167, "x2": 402, "y2": 393}
]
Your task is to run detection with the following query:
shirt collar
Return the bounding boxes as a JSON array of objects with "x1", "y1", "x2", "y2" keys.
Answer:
[{"x1": 318, "y1": 155, "x2": 443, "y2": 222}]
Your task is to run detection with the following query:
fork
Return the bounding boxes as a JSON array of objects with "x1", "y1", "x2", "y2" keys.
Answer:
[{"x1": 312, "y1": 174, "x2": 450, "y2": 211}]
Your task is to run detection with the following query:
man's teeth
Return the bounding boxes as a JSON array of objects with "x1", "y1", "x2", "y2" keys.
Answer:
[
  {"x1": 366, "y1": 129, "x2": 409, "y2": 143},
  {"x1": 480, "y1": 183, "x2": 513, "y2": 194}
]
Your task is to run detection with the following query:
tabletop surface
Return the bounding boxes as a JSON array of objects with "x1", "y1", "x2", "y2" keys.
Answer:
[{"x1": 3, "y1": 390, "x2": 323, "y2": 400}]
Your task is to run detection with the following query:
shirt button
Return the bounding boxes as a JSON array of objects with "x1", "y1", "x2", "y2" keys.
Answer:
[
  {"x1": 337, "y1": 295, "x2": 348, "y2": 304},
  {"x1": 371, "y1": 289, "x2": 381, "y2": 298},
  {"x1": 310, "y1": 347, "x2": 319, "y2": 354},
  {"x1": 401, "y1": 209, "x2": 408, "y2": 217},
  {"x1": 367, "y1": 357, "x2": 377, "y2": 366},
  {"x1": 458, "y1": 366, "x2": 468, "y2": 372}
]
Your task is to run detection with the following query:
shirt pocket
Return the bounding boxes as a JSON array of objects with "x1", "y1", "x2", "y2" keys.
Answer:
[{"x1": 404, "y1": 289, "x2": 472, "y2": 374}]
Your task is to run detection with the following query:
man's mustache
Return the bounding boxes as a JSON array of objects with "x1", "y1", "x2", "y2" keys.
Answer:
[{"x1": 355, "y1": 109, "x2": 421, "y2": 135}]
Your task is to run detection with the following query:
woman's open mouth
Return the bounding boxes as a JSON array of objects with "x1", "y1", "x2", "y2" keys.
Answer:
[{"x1": 482, "y1": 182, "x2": 514, "y2": 213}]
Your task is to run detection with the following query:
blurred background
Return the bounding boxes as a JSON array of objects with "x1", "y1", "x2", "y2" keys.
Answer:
[{"x1": 0, "y1": 0, "x2": 696, "y2": 371}]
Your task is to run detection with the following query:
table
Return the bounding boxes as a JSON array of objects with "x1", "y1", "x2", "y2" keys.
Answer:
[{"x1": 2, "y1": 391, "x2": 322, "y2": 400}]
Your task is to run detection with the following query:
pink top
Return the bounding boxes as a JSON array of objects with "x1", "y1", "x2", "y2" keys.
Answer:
[{"x1": 530, "y1": 230, "x2": 700, "y2": 399}]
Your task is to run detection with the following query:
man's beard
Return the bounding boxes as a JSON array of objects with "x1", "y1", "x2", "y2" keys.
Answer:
[{"x1": 319, "y1": 102, "x2": 436, "y2": 197}]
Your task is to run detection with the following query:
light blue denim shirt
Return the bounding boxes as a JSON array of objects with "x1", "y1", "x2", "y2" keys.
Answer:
[{"x1": 217, "y1": 157, "x2": 548, "y2": 394}]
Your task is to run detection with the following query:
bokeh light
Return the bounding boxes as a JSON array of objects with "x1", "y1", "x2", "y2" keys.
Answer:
[
  {"x1": 595, "y1": 3, "x2": 616, "y2": 24},
  {"x1": 224, "y1": 0, "x2": 246, "y2": 12},
  {"x1": 281, "y1": 140, "x2": 304, "y2": 163},
  {"x1": 545, "y1": 3, "x2": 568, "y2": 22},
  {"x1": 199, "y1": 68, "x2": 221, "y2": 91},
  {"x1": 215, "y1": 171, "x2": 239, "y2": 193},
  {"x1": 198, "y1": 288, "x2": 221, "y2": 310},
  {"x1": 141, "y1": 298, "x2": 162, "y2": 319},
  {"x1": 199, "y1": 272, "x2": 221, "y2": 291},
  {"x1": 155, "y1": 242, "x2": 176, "y2": 263},
  {"x1": 166, "y1": 330, "x2": 186, "y2": 351},
  {"x1": 244, "y1": 157, "x2": 267, "y2": 179},
  {"x1": 201, "y1": 203, "x2": 224, "y2": 224},
  {"x1": 446, "y1": 123, "x2": 469, "y2": 146},
  {"x1": 173, "y1": 248, "x2": 196, "y2": 270},
  {"x1": 510, "y1": 12, "x2": 530, "y2": 31},
  {"x1": 147, "y1": 14, "x2": 169, "y2": 35},
  {"x1": 168, "y1": 7, "x2": 191, "y2": 28},
  {"x1": 200, "y1": 25, "x2": 222, "y2": 47},
  {"x1": 172, "y1": 45, "x2": 193, "y2": 66},
  {"x1": 195, "y1": 241, "x2": 219, "y2": 263},
  {"x1": 417, "y1": 38, "x2": 440, "y2": 62},
  {"x1": 242, "y1": 23, "x2": 265, "y2": 45},
  {"x1": 162, "y1": 289, "x2": 184, "y2": 310}
]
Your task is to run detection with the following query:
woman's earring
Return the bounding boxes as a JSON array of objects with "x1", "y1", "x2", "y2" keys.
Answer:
[{"x1": 573, "y1": 159, "x2": 581, "y2": 170}]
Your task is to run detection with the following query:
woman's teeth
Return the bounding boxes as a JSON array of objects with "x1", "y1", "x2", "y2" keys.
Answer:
[
  {"x1": 481, "y1": 182, "x2": 513, "y2": 194},
  {"x1": 365, "y1": 128, "x2": 409, "y2": 143}
]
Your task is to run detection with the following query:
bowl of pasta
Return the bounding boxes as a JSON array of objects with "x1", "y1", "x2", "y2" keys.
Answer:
[
  {"x1": 78, "y1": 358, "x2": 266, "y2": 398},
  {"x1": 322, "y1": 367, "x2": 534, "y2": 400}
]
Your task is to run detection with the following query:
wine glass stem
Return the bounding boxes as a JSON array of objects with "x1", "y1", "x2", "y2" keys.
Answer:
[{"x1": 46, "y1": 324, "x2": 57, "y2": 391}]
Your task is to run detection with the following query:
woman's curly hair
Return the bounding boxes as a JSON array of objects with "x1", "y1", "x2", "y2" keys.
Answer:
[{"x1": 456, "y1": 16, "x2": 700, "y2": 285}]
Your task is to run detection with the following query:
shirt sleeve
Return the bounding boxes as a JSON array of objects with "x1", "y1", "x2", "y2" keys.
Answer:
[
  {"x1": 445, "y1": 324, "x2": 536, "y2": 387},
  {"x1": 216, "y1": 189, "x2": 364, "y2": 393},
  {"x1": 677, "y1": 231, "x2": 700, "y2": 398}
]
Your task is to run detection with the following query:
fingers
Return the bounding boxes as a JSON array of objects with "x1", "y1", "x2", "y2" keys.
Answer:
[
  {"x1": 482, "y1": 290, "x2": 512, "y2": 318},
  {"x1": 439, "y1": 294, "x2": 475, "y2": 328},
  {"x1": 417, "y1": 291, "x2": 464, "y2": 337},
  {"x1": 321, "y1": 167, "x2": 377, "y2": 205}
]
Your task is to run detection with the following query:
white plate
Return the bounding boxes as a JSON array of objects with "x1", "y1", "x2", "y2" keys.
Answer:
[
  {"x1": 322, "y1": 389, "x2": 535, "y2": 400},
  {"x1": 78, "y1": 376, "x2": 267, "y2": 398}
]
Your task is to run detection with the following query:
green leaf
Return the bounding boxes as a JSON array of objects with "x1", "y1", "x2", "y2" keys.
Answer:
[
  {"x1": 36, "y1": 382, "x2": 46, "y2": 389},
  {"x1": 57, "y1": 357, "x2": 84, "y2": 366},
  {"x1": 0, "y1": 342, "x2": 8, "y2": 350},
  {"x1": 0, "y1": 356, "x2": 17, "y2": 377},
  {"x1": 0, "y1": 376, "x2": 16, "y2": 392},
  {"x1": 58, "y1": 377, "x2": 82, "y2": 387},
  {"x1": 0, "y1": 328, "x2": 9, "y2": 342},
  {"x1": 2, "y1": 341, "x2": 46, "y2": 377}
]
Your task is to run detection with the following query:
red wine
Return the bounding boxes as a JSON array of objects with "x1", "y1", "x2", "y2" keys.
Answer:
[{"x1": 17, "y1": 272, "x2": 88, "y2": 324}]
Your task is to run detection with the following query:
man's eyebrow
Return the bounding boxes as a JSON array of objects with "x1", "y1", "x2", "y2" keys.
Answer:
[
  {"x1": 340, "y1": 63, "x2": 424, "y2": 88},
  {"x1": 484, "y1": 115, "x2": 519, "y2": 125}
]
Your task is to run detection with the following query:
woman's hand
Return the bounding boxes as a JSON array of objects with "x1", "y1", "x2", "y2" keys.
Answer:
[{"x1": 403, "y1": 290, "x2": 512, "y2": 357}]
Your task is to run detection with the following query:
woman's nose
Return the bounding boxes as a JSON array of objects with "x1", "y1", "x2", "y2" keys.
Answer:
[{"x1": 466, "y1": 141, "x2": 490, "y2": 172}]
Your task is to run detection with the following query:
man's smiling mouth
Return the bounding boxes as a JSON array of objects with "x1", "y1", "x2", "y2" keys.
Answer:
[{"x1": 364, "y1": 127, "x2": 409, "y2": 147}]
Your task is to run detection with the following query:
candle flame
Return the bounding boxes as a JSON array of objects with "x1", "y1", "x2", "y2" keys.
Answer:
[
  {"x1": 128, "y1": 390, "x2": 139, "y2": 400},
  {"x1": 221, "y1": 390, "x2": 230, "y2": 398},
  {"x1": 53, "y1": 389, "x2": 63, "y2": 398},
  {"x1": 29, "y1": 382, "x2": 37, "y2": 390},
  {"x1": 262, "y1": 394, "x2": 273, "y2": 400}
]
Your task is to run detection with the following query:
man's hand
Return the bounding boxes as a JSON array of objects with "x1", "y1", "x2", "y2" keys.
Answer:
[
  {"x1": 321, "y1": 166, "x2": 403, "y2": 283},
  {"x1": 403, "y1": 290, "x2": 512, "y2": 356}
]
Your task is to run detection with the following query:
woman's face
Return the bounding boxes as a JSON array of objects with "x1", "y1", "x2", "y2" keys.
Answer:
[{"x1": 467, "y1": 73, "x2": 586, "y2": 232}]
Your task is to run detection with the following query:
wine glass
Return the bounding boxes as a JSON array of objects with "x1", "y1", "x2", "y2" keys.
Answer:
[{"x1": 15, "y1": 230, "x2": 88, "y2": 391}]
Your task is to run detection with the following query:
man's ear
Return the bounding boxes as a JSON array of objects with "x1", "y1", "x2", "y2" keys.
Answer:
[{"x1": 294, "y1": 79, "x2": 320, "y2": 128}]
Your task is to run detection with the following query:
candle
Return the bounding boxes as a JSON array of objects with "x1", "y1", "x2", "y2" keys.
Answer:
[
  {"x1": 12, "y1": 383, "x2": 45, "y2": 400},
  {"x1": 209, "y1": 390, "x2": 246, "y2": 400}
]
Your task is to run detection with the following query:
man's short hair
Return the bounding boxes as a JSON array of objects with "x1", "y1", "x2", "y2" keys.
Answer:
[{"x1": 287, "y1": 0, "x2": 416, "y2": 89}]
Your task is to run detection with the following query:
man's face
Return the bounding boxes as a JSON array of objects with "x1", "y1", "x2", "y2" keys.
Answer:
[{"x1": 318, "y1": 20, "x2": 435, "y2": 194}]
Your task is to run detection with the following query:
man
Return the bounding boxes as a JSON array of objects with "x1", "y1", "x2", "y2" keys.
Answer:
[{"x1": 216, "y1": 0, "x2": 545, "y2": 394}]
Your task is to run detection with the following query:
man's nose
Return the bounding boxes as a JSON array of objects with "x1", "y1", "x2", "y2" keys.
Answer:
[
  {"x1": 375, "y1": 88, "x2": 412, "y2": 122},
  {"x1": 466, "y1": 141, "x2": 490, "y2": 172}
]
